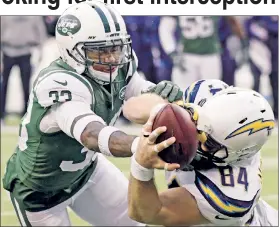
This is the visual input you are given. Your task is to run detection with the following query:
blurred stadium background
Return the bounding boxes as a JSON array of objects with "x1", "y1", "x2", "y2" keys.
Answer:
[{"x1": 1, "y1": 16, "x2": 278, "y2": 226}]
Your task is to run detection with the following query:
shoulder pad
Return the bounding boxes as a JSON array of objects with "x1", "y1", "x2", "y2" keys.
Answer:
[{"x1": 34, "y1": 70, "x2": 94, "y2": 107}]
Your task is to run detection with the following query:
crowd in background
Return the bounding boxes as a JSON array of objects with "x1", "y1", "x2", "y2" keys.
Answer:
[{"x1": 0, "y1": 16, "x2": 278, "y2": 125}]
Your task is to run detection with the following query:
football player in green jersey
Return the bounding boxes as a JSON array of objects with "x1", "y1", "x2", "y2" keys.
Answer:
[
  {"x1": 159, "y1": 16, "x2": 246, "y2": 91},
  {"x1": 2, "y1": 1, "x2": 182, "y2": 226}
]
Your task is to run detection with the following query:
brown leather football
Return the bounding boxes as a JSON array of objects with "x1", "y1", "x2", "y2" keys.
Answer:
[{"x1": 152, "y1": 103, "x2": 198, "y2": 167}]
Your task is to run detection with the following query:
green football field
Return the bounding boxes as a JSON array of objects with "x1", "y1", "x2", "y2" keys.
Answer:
[{"x1": 1, "y1": 124, "x2": 278, "y2": 226}]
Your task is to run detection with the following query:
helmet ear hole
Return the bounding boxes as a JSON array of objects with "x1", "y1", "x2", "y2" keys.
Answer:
[{"x1": 261, "y1": 109, "x2": 266, "y2": 113}]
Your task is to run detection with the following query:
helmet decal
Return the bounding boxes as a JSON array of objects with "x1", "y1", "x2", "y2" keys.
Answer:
[
  {"x1": 195, "y1": 87, "x2": 275, "y2": 165},
  {"x1": 225, "y1": 118, "x2": 275, "y2": 140},
  {"x1": 56, "y1": 15, "x2": 81, "y2": 36}
]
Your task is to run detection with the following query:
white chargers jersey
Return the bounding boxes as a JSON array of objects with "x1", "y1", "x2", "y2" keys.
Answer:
[{"x1": 165, "y1": 152, "x2": 263, "y2": 226}]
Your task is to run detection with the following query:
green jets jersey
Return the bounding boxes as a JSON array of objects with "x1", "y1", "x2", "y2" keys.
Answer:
[
  {"x1": 178, "y1": 16, "x2": 221, "y2": 55},
  {"x1": 2, "y1": 58, "x2": 136, "y2": 212}
]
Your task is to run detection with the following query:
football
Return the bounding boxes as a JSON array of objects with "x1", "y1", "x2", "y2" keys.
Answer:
[{"x1": 152, "y1": 103, "x2": 198, "y2": 168}]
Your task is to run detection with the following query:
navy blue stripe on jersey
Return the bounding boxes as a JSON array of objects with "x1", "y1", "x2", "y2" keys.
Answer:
[
  {"x1": 94, "y1": 6, "x2": 111, "y2": 33},
  {"x1": 194, "y1": 170, "x2": 259, "y2": 218},
  {"x1": 185, "y1": 80, "x2": 205, "y2": 103},
  {"x1": 107, "y1": 8, "x2": 120, "y2": 32}
]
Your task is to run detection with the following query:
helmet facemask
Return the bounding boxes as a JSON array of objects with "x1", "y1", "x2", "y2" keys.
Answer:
[
  {"x1": 67, "y1": 36, "x2": 133, "y2": 84},
  {"x1": 197, "y1": 133, "x2": 229, "y2": 166},
  {"x1": 65, "y1": 36, "x2": 133, "y2": 110}
]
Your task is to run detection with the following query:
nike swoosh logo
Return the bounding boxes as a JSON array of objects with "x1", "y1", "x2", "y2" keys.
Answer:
[
  {"x1": 215, "y1": 215, "x2": 229, "y2": 220},
  {"x1": 54, "y1": 80, "x2": 67, "y2": 86}
]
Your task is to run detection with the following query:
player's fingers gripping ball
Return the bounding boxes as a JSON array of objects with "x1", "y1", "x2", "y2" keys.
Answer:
[
  {"x1": 142, "y1": 103, "x2": 168, "y2": 136},
  {"x1": 135, "y1": 126, "x2": 180, "y2": 171}
]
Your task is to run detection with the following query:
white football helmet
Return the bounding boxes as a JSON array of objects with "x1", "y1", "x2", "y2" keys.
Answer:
[
  {"x1": 184, "y1": 79, "x2": 229, "y2": 106},
  {"x1": 196, "y1": 87, "x2": 275, "y2": 165},
  {"x1": 55, "y1": 0, "x2": 133, "y2": 84}
]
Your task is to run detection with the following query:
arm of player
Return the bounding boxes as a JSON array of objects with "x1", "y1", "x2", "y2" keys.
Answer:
[
  {"x1": 124, "y1": 55, "x2": 182, "y2": 124},
  {"x1": 123, "y1": 93, "x2": 168, "y2": 124},
  {"x1": 226, "y1": 16, "x2": 246, "y2": 40},
  {"x1": 125, "y1": 70, "x2": 155, "y2": 100},
  {"x1": 128, "y1": 126, "x2": 209, "y2": 226},
  {"x1": 159, "y1": 16, "x2": 178, "y2": 55},
  {"x1": 34, "y1": 16, "x2": 48, "y2": 45},
  {"x1": 35, "y1": 71, "x2": 139, "y2": 158},
  {"x1": 80, "y1": 121, "x2": 137, "y2": 157},
  {"x1": 128, "y1": 179, "x2": 209, "y2": 226},
  {"x1": 226, "y1": 16, "x2": 249, "y2": 66},
  {"x1": 54, "y1": 101, "x2": 138, "y2": 157}
]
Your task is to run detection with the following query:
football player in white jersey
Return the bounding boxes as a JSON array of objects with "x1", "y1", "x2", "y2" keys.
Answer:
[
  {"x1": 124, "y1": 82, "x2": 277, "y2": 226},
  {"x1": 173, "y1": 79, "x2": 277, "y2": 226}
]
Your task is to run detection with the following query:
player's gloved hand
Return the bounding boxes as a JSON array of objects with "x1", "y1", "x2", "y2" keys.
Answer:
[{"x1": 143, "y1": 81, "x2": 183, "y2": 103}]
